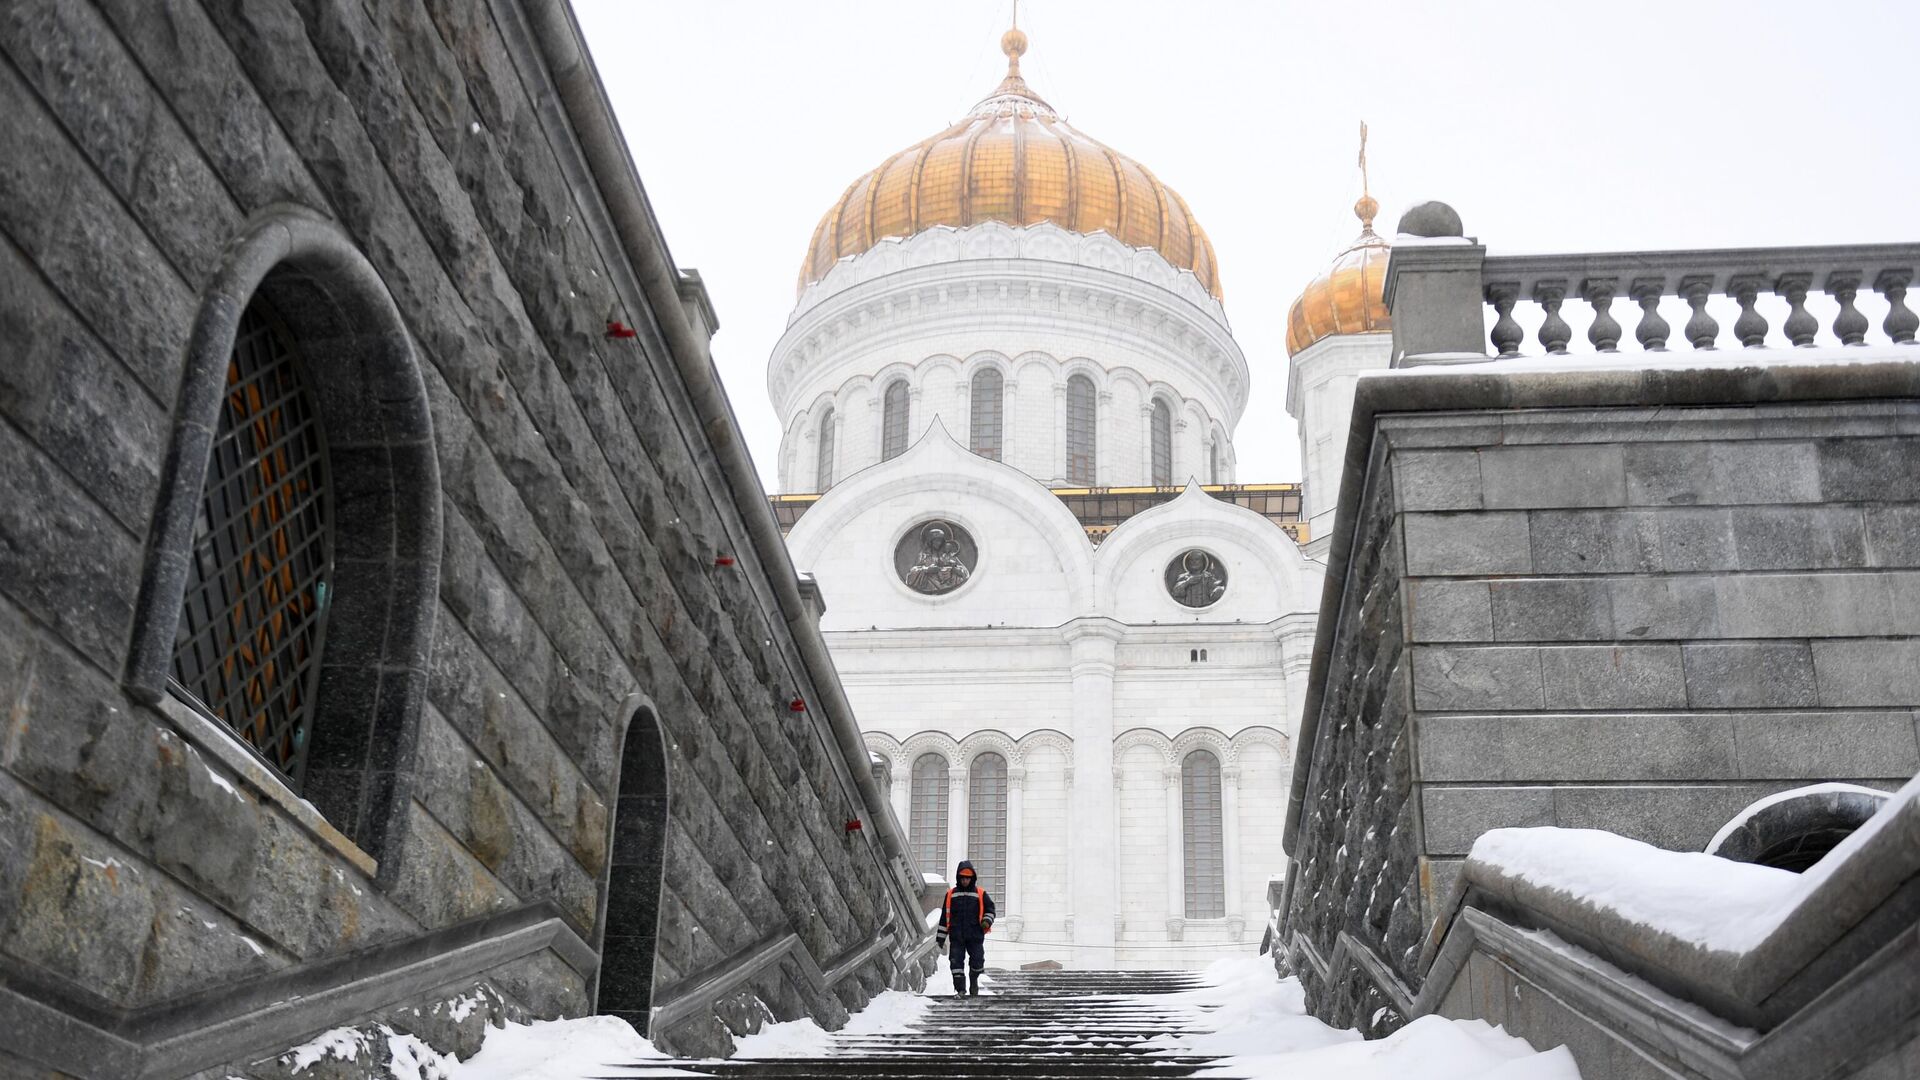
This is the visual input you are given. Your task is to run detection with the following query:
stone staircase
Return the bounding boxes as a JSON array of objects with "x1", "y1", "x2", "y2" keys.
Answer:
[{"x1": 634, "y1": 970, "x2": 1236, "y2": 1078}]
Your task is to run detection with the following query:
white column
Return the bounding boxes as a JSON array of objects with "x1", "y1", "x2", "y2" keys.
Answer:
[
  {"x1": 1007, "y1": 765, "x2": 1025, "y2": 911},
  {"x1": 1164, "y1": 764, "x2": 1184, "y2": 920},
  {"x1": 947, "y1": 765, "x2": 969, "y2": 872},
  {"x1": 1222, "y1": 763, "x2": 1243, "y2": 927},
  {"x1": 1064, "y1": 619, "x2": 1121, "y2": 967},
  {"x1": 911, "y1": 385, "x2": 928, "y2": 439},
  {"x1": 1063, "y1": 764, "x2": 1075, "y2": 935},
  {"x1": 1174, "y1": 417, "x2": 1191, "y2": 483}
]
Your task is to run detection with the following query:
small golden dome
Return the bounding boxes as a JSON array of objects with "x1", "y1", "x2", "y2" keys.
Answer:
[
  {"x1": 1285, "y1": 191, "x2": 1392, "y2": 355},
  {"x1": 798, "y1": 26, "x2": 1222, "y2": 299}
]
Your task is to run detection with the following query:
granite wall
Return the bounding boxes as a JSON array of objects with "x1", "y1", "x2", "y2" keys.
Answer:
[
  {"x1": 0, "y1": 0, "x2": 923, "y2": 1074},
  {"x1": 1280, "y1": 365, "x2": 1920, "y2": 1032}
]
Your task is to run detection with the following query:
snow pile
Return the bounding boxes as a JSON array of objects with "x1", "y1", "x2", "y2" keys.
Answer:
[
  {"x1": 454, "y1": 1015, "x2": 670, "y2": 1078},
  {"x1": 1161, "y1": 956, "x2": 1580, "y2": 1080},
  {"x1": 1470, "y1": 772, "x2": 1919, "y2": 955},
  {"x1": 730, "y1": 990, "x2": 930, "y2": 1057}
]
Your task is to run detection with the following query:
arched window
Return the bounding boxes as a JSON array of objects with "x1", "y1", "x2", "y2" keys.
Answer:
[
  {"x1": 909, "y1": 753, "x2": 950, "y2": 872},
  {"x1": 815, "y1": 406, "x2": 835, "y2": 490},
  {"x1": 969, "y1": 368, "x2": 1004, "y2": 461},
  {"x1": 171, "y1": 300, "x2": 332, "y2": 785},
  {"x1": 1181, "y1": 749, "x2": 1225, "y2": 918},
  {"x1": 1151, "y1": 398, "x2": 1173, "y2": 486},
  {"x1": 1209, "y1": 441, "x2": 1220, "y2": 485},
  {"x1": 881, "y1": 379, "x2": 910, "y2": 461},
  {"x1": 598, "y1": 703, "x2": 669, "y2": 1031},
  {"x1": 128, "y1": 209, "x2": 441, "y2": 852},
  {"x1": 1066, "y1": 374, "x2": 1097, "y2": 485},
  {"x1": 968, "y1": 752, "x2": 1008, "y2": 894}
]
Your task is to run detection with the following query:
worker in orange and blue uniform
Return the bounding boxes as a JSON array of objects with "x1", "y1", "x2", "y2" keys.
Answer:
[{"x1": 934, "y1": 860, "x2": 996, "y2": 996}]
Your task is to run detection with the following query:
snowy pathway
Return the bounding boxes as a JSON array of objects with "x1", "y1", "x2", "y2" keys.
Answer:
[{"x1": 438, "y1": 956, "x2": 1580, "y2": 1078}]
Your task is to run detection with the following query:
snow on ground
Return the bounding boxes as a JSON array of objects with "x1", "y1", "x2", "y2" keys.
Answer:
[
  {"x1": 453, "y1": 1015, "x2": 670, "y2": 1078},
  {"x1": 729, "y1": 990, "x2": 931, "y2": 1057},
  {"x1": 1471, "y1": 772, "x2": 1920, "y2": 955},
  {"x1": 1153, "y1": 956, "x2": 1580, "y2": 1080}
]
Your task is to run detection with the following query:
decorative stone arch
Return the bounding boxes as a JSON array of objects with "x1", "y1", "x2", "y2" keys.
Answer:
[
  {"x1": 863, "y1": 732, "x2": 904, "y2": 794},
  {"x1": 959, "y1": 350, "x2": 1015, "y2": 380},
  {"x1": 125, "y1": 205, "x2": 441, "y2": 863},
  {"x1": 1010, "y1": 349, "x2": 1057, "y2": 382},
  {"x1": 916, "y1": 352, "x2": 964, "y2": 387},
  {"x1": 1093, "y1": 482, "x2": 1316, "y2": 615},
  {"x1": 597, "y1": 692, "x2": 670, "y2": 1033},
  {"x1": 1227, "y1": 726, "x2": 1290, "y2": 768},
  {"x1": 1106, "y1": 365, "x2": 1152, "y2": 400},
  {"x1": 1016, "y1": 728, "x2": 1074, "y2": 765},
  {"x1": 1113, "y1": 727, "x2": 1175, "y2": 770},
  {"x1": 958, "y1": 729, "x2": 1021, "y2": 770},
  {"x1": 1170, "y1": 727, "x2": 1233, "y2": 767},
  {"x1": 900, "y1": 730, "x2": 964, "y2": 766}
]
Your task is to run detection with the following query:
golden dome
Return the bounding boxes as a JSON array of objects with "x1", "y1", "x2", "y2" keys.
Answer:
[
  {"x1": 797, "y1": 27, "x2": 1222, "y2": 299},
  {"x1": 1285, "y1": 195, "x2": 1392, "y2": 355}
]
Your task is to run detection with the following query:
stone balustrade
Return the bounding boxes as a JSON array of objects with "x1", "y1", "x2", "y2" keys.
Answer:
[{"x1": 1382, "y1": 203, "x2": 1919, "y2": 364}]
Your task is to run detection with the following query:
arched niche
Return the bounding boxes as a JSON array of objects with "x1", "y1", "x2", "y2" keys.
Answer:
[
  {"x1": 595, "y1": 698, "x2": 671, "y2": 1032},
  {"x1": 124, "y1": 205, "x2": 441, "y2": 861}
]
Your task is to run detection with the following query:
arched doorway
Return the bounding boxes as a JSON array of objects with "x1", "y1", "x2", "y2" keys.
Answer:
[{"x1": 596, "y1": 703, "x2": 670, "y2": 1031}]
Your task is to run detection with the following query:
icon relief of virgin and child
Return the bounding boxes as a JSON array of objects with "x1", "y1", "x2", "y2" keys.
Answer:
[{"x1": 904, "y1": 521, "x2": 972, "y2": 595}]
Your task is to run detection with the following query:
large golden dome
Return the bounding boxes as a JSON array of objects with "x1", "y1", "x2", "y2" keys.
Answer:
[
  {"x1": 798, "y1": 29, "x2": 1222, "y2": 299},
  {"x1": 1285, "y1": 194, "x2": 1391, "y2": 355}
]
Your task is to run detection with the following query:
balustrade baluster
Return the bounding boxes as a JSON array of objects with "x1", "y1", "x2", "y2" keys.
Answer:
[
  {"x1": 1826, "y1": 272, "x2": 1868, "y2": 345},
  {"x1": 1679, "y1": 276, "x2": 1718, "y2": 349},
  {"x1": 1776, "y1": 273, "x2": 1817, "y2": 347},
  {"x1": 1583, "y1": 278, "x2": 1621, "y2": 352},
  {"x1": 1728, "y1": 276, "x2": 1768, "y2": 347},
  {"x1": 1877, "y1": 270, "x2": 1917, "y2": 344},
  {"x1": 1486, "y1": 283, "x2": 1523, "y2": 357},
  {"x1": 1533, "y1": 280, "x2": 1572, "y2": 355},
  {"x1": 1630, "y1": 278, "x2": 1670, "y2": 351}
]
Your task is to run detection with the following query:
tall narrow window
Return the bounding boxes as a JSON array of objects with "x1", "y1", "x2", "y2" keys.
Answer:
[
  {"x1": 910, "y1": 753, "x2": 950, "y2": 872},
  {"x1": 881, "y1": 379, "x2": 910, "y2": 461},
  {"x1": 1209, "y1": 441, "x2": 1220, "y2": 485},
  {"x1": 1151, "y1": 398, "x2": 1173, "y2": 486},
  {"x1": 968, "y1": 752, "x2": 1009, "y2": 893},
  {"x1": 1181, "y1": 749, "x2": 1225, "y2": 918},
  {"x1": 1066, "y1": 374, "x2": 1096, "y2": 485},
  {"x1": 969, "y1": 368, "x2": 1004, "y2": 461},
  {"x1": 815, "y1": 406, "x2": 835, "y2": 490},
  {"x1": 172, "y1": 301, "x2": 333, "y2": 786}
]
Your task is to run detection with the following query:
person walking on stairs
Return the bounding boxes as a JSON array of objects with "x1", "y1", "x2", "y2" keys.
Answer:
[{"x1": 934, "y1": 860, "x2": 995, "y2": 996}]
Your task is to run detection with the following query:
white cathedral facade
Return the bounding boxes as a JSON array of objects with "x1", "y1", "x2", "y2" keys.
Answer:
[{"x1": 768, "y1": 26, "x2": 1394, "y2": 967}]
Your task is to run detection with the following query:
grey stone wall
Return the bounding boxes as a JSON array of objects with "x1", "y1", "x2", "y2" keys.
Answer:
[
  {"x1": 1282, "y1": 372, "x2": 1920, "y2": 1031},
  {"x1": 0, "y1": 0, "x2": 918, "y2": 1074}
]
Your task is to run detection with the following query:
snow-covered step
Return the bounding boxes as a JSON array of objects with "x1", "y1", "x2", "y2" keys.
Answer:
[{"x1": 619, "y1": 970, "x2": 1241, "y2": 1079}]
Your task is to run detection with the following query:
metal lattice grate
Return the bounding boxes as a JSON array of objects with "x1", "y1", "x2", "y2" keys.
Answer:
[
  {"x1": 1181, "y1": 750, "x2": 1225, "y2": 918},
  {"x1": 1151, "y1": 398, "x2": 1173, "y2": 486},
  {"x1": 1066, "y1": 374, "x2": 1096, "y2": 484},
  {"x1": 969, "y1": 368, "x2": 1003, "y2": 462},
  {"x1": 881, "y1": 380, "x2": 910, "y2": 462},
  {"x1": 910, "y1": 753, "x2": 951, "y2": 873},
  {"x1": 967, "y1": 752, "x2": 1008, "y2": 894},
  {"x1": 815, "y1": 405, "x2": 836, "y2": 490},
  {"x1": 172, "y1": 303, "x2": 333, "y2": 786}
]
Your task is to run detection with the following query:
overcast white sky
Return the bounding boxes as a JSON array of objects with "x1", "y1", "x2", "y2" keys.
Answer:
[{"x1": 575, "y1": 1, "x2": 1920, "y2": 487}]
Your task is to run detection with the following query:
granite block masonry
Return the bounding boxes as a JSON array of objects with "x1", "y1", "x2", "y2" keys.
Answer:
[
  {"x1": 0, "y1": 0, "x2": 927, "y2": 1074},
  {"x1": 1279, "y1": 361, "x2": 1920, "y2": 1039}
]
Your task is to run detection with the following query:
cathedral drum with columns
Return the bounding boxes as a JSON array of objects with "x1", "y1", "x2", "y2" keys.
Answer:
[{"x1": 768, "y1": 24, "x2": 1385, "y2": 968}]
